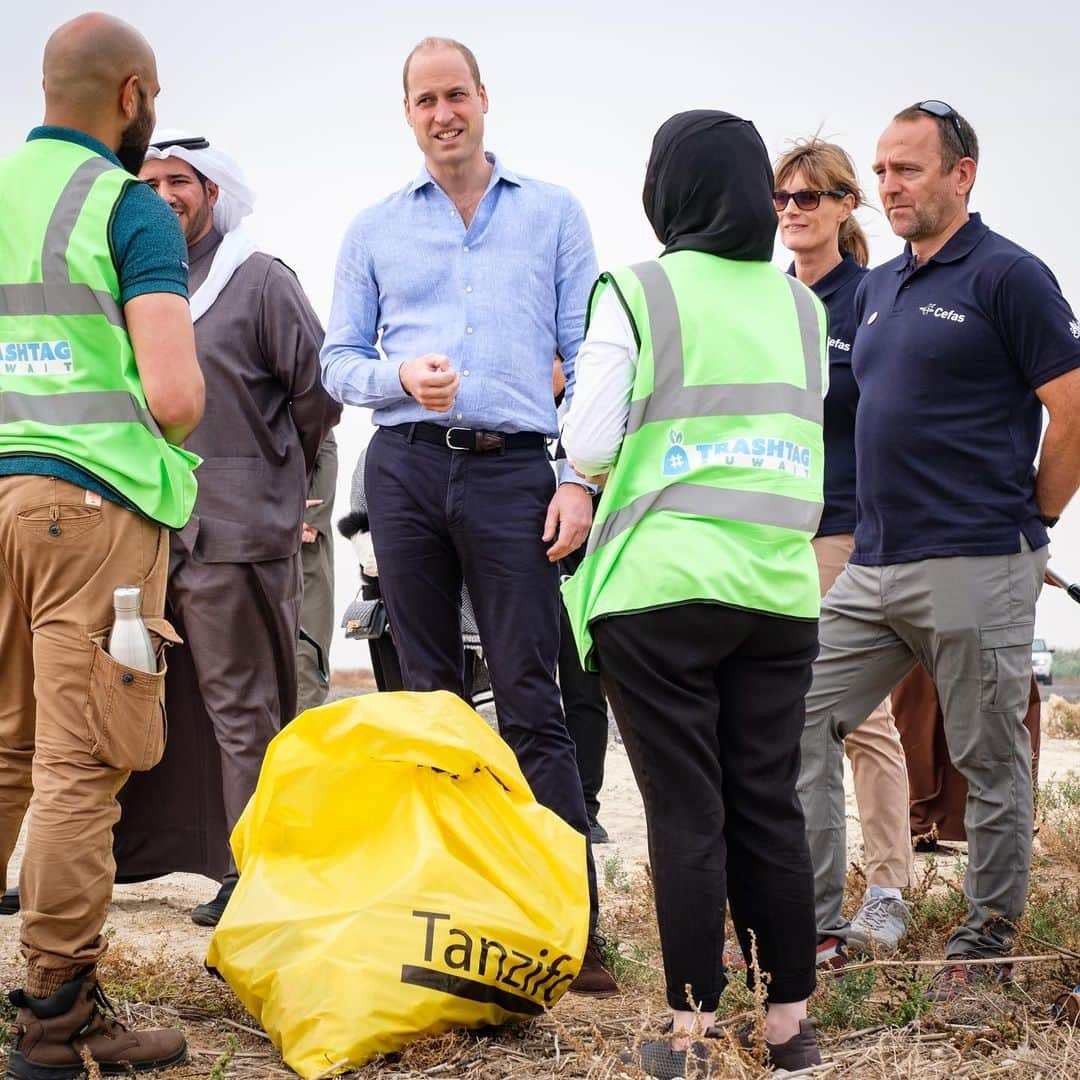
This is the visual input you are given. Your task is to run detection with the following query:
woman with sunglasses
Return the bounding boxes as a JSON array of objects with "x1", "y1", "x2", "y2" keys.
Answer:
[{"x1": 774, "y1": 139, "x2": 914, "y2": 962}]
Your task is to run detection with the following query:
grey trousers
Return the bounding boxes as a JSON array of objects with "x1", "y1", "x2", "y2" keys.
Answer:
[
  {"x1": 797, "y1": 540, "x2": 1046, "y2": 958},
  {"x1": 168, "y1": 544, "x2": 303, "y2": 878}
]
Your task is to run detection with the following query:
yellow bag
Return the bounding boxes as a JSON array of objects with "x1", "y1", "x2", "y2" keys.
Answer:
[{"x1": 206, "y1": 690, "x2": 589, "y2": 1078}]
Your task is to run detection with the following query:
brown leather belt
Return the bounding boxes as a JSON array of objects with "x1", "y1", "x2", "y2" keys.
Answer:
[{"x1": 388, "y1": 422, "x2": 548, "y2": 453}]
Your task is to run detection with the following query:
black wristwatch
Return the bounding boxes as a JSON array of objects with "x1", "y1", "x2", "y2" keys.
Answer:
[{"x1": 1040, "y1": 514, "x2": 1060, "y2": 528}]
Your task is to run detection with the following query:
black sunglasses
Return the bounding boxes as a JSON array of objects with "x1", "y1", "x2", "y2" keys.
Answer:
[
  {"x1": 772, "y1": 189, "x2": 848, "y2": 212},
  {"x1": 150, "y1": 136, "x2": 210, "y2": 151},
  {"x1": 916, "y1": 100, "x2": 972, "y2": 160}
]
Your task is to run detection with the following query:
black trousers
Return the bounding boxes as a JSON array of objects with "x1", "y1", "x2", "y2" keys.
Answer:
[
  {"x1": 558, "y1": 545, "x2": 609, "y2": 822},
  {"x1": 365, "y1": 426, "x2": 598, "y2": 930},
  {"x1": 594, "y1": 602, "x2": 818, "y2": 1011}
]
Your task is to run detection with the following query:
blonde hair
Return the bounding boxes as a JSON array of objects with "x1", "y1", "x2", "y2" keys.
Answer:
[{"x1": 773, "y1": 137, "x2": 869, "y2": 267}]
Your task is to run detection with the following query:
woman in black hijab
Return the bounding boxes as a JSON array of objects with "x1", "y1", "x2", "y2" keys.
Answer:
[{"x1": 561, "y1": 111, "x2": 825, "y2": 1077}]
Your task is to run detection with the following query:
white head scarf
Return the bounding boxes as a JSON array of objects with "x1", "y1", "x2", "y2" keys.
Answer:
[
  {"x1": 143, "y1": 130, "x2": 259, "y2": 321},
  {"x1": 143, "y1": 129, "x2": 255, "y2": 233}
]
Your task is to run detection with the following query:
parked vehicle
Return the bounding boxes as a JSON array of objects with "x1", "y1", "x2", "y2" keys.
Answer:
[{"x1": 1032, "y1": 637, "x2": 1054, "y2": 685}]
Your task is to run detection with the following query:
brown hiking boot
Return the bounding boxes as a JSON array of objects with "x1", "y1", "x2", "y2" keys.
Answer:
[
  {"x1": 568, "y1": 934, "x2": 620, "y2": 997},
  {"x1": 6, "y1": 969, "x2": 187, "y2": 1078}
]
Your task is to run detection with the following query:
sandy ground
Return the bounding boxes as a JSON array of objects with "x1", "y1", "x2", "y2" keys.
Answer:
[{"x1": 2, "y1": 698, "x2": 1078, "y2": 971}]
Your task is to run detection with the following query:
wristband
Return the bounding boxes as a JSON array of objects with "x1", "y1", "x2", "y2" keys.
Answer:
[{"x1": 1040, "y1": 514, "x2": 1060, "y2": 528}]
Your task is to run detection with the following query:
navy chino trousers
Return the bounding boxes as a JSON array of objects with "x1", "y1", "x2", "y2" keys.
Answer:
[{"x1": 365, "y1": 425, "x2": 599, "y2": 931}]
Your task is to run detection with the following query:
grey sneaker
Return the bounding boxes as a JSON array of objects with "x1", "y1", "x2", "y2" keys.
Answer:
[{"x1": 847, "y1": 891, "x2": 911, "y2": 954}]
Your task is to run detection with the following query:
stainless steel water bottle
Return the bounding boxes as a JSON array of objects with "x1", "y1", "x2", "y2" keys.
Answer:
[{"x1": 106, "y1": 586, "x2": 156, "y2": 674}]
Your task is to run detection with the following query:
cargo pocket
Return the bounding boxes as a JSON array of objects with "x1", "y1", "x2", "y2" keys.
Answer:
[
  {"x1": 84, "y1": 618, "x2": 182, "y2": 772},
  {"x1": 979, "y1": 622, "x2": 1034, "y2": 715}
]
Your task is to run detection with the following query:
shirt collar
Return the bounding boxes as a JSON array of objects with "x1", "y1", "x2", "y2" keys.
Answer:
[
  {"x1": 896, "y1": 211, "x2": 989, "y2": 271},
  {"x1": 408, "y1": 151, "x2": 521, "y2": 195},
  {"x1": 27, "y1": 125, "x2": 124, "y2": 170},
  {"x1": 786, "y1": 251, "x2": 864, "y2": 301}
]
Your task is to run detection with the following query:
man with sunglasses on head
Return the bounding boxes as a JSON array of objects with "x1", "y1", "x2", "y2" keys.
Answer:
[
  {"x1": 796, "y1": 101, "x2": 1080, "y2": 1000},
  {"x1": 119, "y1": 133, "x2": 339, "y2": 927}
]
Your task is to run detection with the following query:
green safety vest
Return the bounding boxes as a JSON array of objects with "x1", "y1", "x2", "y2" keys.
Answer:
[
  {"x1": 562, "y1": 251, "x2": 828, "y2": 671},
  {"x1": 0, "y1": 138, "x2": 198, "y2": 528}
]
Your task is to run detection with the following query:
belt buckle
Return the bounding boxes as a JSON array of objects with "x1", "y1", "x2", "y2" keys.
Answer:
[{"x1": 445, "y1": 426, "x2": 472, "y2": 451}]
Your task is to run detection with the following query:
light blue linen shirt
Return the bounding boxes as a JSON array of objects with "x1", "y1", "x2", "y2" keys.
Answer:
[{"x1": 320, "y1": 154, "x2": 598, "y2": 440}]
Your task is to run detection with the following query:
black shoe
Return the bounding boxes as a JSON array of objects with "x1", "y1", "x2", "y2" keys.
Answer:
[
  {"x1": 734, "y1": 1018, "x2": 822, "y2": 1070},
  {"x1": 191, "y1": 879, "x2": 236, "y2": 927},
  {"x1": 588, "y1": 818, "x2": 610, "y2": 844},
  {"x1": 0, "y1": 887, "x2": 20, "y2": 916},
  {"x1": 626, "y1": 1037, "x2": 715, "y2": 1079}
]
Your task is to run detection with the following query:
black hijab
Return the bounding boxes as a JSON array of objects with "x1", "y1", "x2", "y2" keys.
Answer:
[{"x1": 643, "y1": 110, "x2": 776, "y2": 261}]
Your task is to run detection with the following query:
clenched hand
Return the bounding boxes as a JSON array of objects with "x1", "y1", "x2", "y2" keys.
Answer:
[{"x1": 399, "y1": 354, "x2": 460, "y2": 412}]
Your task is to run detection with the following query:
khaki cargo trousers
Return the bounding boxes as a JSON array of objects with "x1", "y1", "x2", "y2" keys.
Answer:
[
  {"x1": 0, "y1": 475, "x2": 172, "y2": 996},
  {"x1": 812, "y1": 534, "x2": 914, "y2": 895},
  {"x1": 798, "y1": 538, "x2": 1047, "y2": 958}
]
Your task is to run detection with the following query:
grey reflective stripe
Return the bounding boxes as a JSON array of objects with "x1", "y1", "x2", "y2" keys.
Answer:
[
  {"x1": 783, "y1": 274, "x2": 823, "y2": 398},
  {"x1": 586, "y1": 483, "x2": 822, "y2": 556},
  {"x1": 0, "y1": 283, "x2": 124, "y2": 326},
  {"x1": 0, "y1": 390, "x2": 162, "y2": 438},
  {"x1": 41, "y1": 157, "x2": 117, "y2": 279},
  {"x1": 625, "y1": 260, "x2": 683, "y2": 435},
  {"x1": 0, "y1": 156, "x2": 126, "y2": 327},
  {"x1": 623, "y1": 260, "x2": 823, "y2": 433}
]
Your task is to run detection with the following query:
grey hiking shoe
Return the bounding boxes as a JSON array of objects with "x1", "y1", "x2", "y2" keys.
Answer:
[{"x1": 846, "y1": 890, "x2": 911, "y2": 955}]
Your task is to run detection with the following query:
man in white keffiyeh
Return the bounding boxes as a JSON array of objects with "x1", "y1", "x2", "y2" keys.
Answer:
[
  {"x1": 140, "y1": 131, "x2": 257, "y2": 319},
  {"x1": 116, "y1": 135, "x2": 340, "y2": 926}
]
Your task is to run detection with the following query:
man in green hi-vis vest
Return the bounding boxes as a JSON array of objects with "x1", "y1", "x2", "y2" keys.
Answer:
[
  {"x1": 0, "y1": 14, "x2": 203, "y2": 1078},
  {"x1": 561, "y1": 111, "x2": 827, "y2": 1078}
]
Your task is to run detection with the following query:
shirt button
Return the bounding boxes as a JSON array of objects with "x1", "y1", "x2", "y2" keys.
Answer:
[
  {"x1": 463, "y1": 245, "x2": 470, "y2": 252},
  {"x1": 466, "y1": 327, "x2": 474, "y2": 334},
  {"x1": 463, "y1": 369, "x2": 470, "y2": 377},
  {"x1": 456, "y1": 412, "x2": 463, "y2": 420},
  {"x1": 465, "y1": 286, "x2": 472, "y2": 293}
]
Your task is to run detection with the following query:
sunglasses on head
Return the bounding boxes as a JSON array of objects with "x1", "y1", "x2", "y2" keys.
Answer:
[
  {"x1": 150, "y1": 136, "x2": 210, "y2": 151},
  {"x1": 916, "y1": 100, "x2": 972, "y2": 160},
  {"x1": 772, "y1": 189, "x2": 848, "y2": 212}
]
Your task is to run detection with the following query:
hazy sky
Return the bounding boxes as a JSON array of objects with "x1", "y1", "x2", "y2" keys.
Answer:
[{"x1": 7, "y1": 1, "x2": 1080, "y2": 659}]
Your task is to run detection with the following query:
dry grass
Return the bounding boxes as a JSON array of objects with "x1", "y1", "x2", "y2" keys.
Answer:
[
  {"x1": 328, "y1": 668, "x2": 377, "y2": 690},
  {"x1": 1045, "y1": 697, "x2": 1080, "y2": 740},
  {"x1": 3, "y1": 787, "x2": 1080, "y2": 1078}
]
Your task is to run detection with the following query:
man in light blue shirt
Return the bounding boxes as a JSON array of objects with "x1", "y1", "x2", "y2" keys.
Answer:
[{"x1": 321, "y1": 35, "x2": 616, "y2": 997}]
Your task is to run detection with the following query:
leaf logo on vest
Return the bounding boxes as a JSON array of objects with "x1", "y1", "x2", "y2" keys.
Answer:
[
  {"x1": 662, "y1": 430, "x2": 691, "y2": 476},
  {"x1": 919, "y1": 303, "x2": 966, "y2": 324},
  {"x1": 400, "y1": 911, "x2": 576, "y2": 1016},
  {"x1": 662, "y1": 429, "x2": 811, "y2": 480},
  {"x1": 2, "y1": 340, "x2": 75, "y2": 376}
]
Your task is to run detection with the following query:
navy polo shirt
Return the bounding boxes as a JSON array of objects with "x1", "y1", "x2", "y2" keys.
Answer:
[
  {"x1": 850, "y1": 213, "x2": 1080, "y2": 566},
  {"x1": 790, "y1": 253, "x2": 866, "y2": 537}
]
